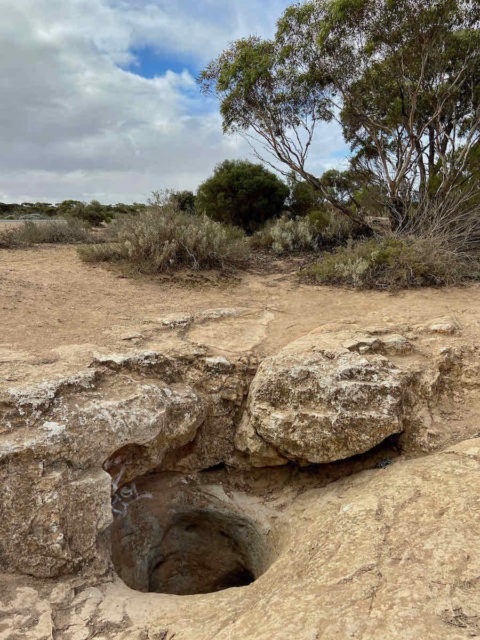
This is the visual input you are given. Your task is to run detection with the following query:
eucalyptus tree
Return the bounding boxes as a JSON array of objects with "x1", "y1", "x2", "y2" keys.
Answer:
[{"x1": 200, "y1": 0, "x2": 480, "y2": 231}]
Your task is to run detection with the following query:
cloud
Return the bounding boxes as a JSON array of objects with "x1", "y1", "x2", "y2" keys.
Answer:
[{"x1": 0, "y1": 0, "x2": 346, "y2": 204}]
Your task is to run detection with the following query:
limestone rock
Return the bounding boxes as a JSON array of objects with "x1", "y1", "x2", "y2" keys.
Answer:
[
  {"x1": 416, "y1": 315, "x2": 461, "y2": 335},
  {"x1": 237, "y1": 331, "x2": 410, "y2": 465},
  {"x1": 429, "y1": 319, "x2": 459, "y2": 334},
  {"x1": 5, "y1": 438, "x2": 479, "y2": 640},
  {"x1": 0, "y1": 348, "x2": 255, "y2": 577},
  {"x1": 344, "y1": 333, "x2": 413, "y2": 355},
  {"x1": 154, "y1": 308, "x2": 244, "y2": 331},
  {"x1": 0, "y1": 585, "x2": 54, "y2": 640}
]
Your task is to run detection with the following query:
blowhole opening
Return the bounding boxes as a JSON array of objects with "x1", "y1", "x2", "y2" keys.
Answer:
[
  {"x1": 147, "y1": 509, "x2": 257, "y2": 595},
  {"x1": 109, "y1": 472, "x2": 272, "y2": 596}
]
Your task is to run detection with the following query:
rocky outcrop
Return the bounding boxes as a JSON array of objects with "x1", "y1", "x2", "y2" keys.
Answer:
[
  {"x1": 236, "y1": 331, "x2": 412, "y2": 466},
  {"x1": 0, "y1": 347, "x2": 256, "y2": 578},
  {"x1": 2, "y1": 438, "x2": 480, "y2": 640},
  {"x1": 1, "y1": 321, "x2": 480, "y2": 608}
]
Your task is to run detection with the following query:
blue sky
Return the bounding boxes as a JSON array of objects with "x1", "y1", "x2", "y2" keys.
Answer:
[
  {"x1": 0, "y1": 0, "x2": 348, "y2": 203},
  {"x1": 126, "y1": 47, "x2": 199, "y2": 79}
]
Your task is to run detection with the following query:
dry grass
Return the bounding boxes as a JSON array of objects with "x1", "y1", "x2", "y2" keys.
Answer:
[
  {"x1": 78, "y1": 204, "x2": 250, "y2": 272},
  {"x1": 305, "y1": 235, "x2": 479, "y2": 290},
  {"x1": 0, "y1": 220, "x2": 97, "y2": 248}
]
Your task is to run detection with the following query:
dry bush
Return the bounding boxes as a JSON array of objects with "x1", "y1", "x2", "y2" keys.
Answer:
[
  {"x1": 0, "y1": 219, "x2": 96, "y2": 248},
  {"x1": 251, "y1": 215, "x2": 319, "y2": 254},
  {"x1": 403, "y1": 188, "x2": 480, "y2": 255},
  {"x1": 78, "y1": 204, "x2": 249, "y2": 272},
  {"x1": 306, "y1": 188, "x2": 480, "y2": 290},
  {"x1": 78, "y1": 242, "x2": 124, "y2": 263},
  {"x1": 305, "y1": 235, "x2": 478, "y2": 290},
  {"x1": 250, "y1": 210, "x2": 359, "y2": 255}
]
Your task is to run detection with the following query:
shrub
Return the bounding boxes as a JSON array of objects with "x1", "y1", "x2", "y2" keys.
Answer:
[
  {"x1": 78, "y1": 203, "x2": 250, "y2": 272},
  {"x1": 251, "y1": 215, "x2": 320, "y2": 254},
  {"x1": 196, "y1": 160, "x2": 289, "y2": 232},
  {"x1": 305, "y1": 235, "x2": 477, "y2": 290},
  {"x1": 251, "y1": 210, "x2": 360, "y2": 255},
  {"x1": 68, "y1": 201, "x2": 110, "y2": 226},
  {"x1": 57, "y1": 200, "x2": 147, "y2": 226},
  {"x1": 78, "y1": 242, "x2": 124, "y2": 263},
  {"x1": 0, "y1": 219, "x2": 96, "y2": 248},
  {"x1": 169, "y1": 190, "x2": 196, "y2": 212}
]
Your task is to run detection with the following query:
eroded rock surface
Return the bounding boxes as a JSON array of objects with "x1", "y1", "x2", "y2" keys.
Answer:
[
  {"x1": 2, "y1": 320, "x2": 480, "y2": 639},
  {"x1": 237, "y1": 331, "x2": 411, "y2": 466},
  {"x1": 0, "y1": 347, "x2": 256, "y2": 577},
  {"x1": 2, "y1": 439, "x2": 480, "y2": 640}
]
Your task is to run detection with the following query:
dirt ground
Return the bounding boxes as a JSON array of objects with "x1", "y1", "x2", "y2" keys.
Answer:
[{"x1": 1, "y1": 244, "x2": 480, "y2": 388}]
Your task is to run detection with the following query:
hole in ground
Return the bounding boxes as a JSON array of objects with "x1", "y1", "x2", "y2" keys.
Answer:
[
  {"x1": 148, "y1": 509, "x2": 256, "y2": 595},
  {"x1": 109, "y1": 472, "x2": 272, "y2": 596}
]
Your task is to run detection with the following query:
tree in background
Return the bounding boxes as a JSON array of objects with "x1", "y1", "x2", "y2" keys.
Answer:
[
  {"x1": 0, "y1": 199, "x2": 147, "y2": 223},
  {"x1": 288, "y1": 175, "x2": 321, "y2": 217},
  {"x1": 196, "y1": 160, "x2": 289, "y2": 232},
  {"x1": 170, "y1": 190, "x2": 196, "y2": 212},
  {"x1": 200, "y1": 0, "x2": 480, "y2": 231}
]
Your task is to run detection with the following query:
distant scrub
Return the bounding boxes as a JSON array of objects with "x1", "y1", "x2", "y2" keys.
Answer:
[
  {"x1": 78, "y1": 203, "x2": 250, "y2": 272},
  {"x1": 305, "y1": 236, "x2": 478, "y2": 290},
  {"x1": 0, "y1": 200, "x2": 146, "y2": 225},
  {"x1": 0, "y1": 220, "x2": 98, "y2": 248}
]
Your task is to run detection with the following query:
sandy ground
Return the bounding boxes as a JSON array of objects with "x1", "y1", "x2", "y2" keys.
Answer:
[{"x1": 1, "y1": 244, "x2": 480, "y2": 387}]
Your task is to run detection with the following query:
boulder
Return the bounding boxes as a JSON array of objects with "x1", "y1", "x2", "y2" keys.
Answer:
[{"x1": 237, "y1": 331, "x2": 411, "y2": 466}]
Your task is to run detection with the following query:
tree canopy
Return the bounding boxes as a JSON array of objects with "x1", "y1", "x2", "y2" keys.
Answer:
[
  {"x1": 200, "y1": 0, "x2": 480, "y2": 230},
  {"x1": 196, "y1": 159, "x2": 289, "y2": 231}
]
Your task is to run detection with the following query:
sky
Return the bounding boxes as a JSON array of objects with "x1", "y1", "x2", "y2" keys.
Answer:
[{"x1": 0, "y1": 0, "x2": 348, "y2": 204}]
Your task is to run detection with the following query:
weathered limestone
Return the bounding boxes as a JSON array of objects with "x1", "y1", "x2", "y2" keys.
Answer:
[
  {"x1": 2, "y1": 321, "x2": 480, "y2": 640},
  {"x1": 2, "y1": 439, "x2": 480, "y2": 640},
  {"x1": 236, "y1": 331, "x2": 412, "y2": 466},
  {"x1": 0, "y1": 347, "x2": 256, "y2": 577}
]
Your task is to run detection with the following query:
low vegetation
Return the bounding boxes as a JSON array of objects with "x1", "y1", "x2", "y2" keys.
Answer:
[
  {"x1": 0, "y1": 200, "x2": 146, "y2": 224},
  {"x1": 78, "y1": 201, "x2": 249, "y2": 272},
  {"x1": 305, "y1": 235, "x2": 479, "y2": 290},
  {"x1": 0, "y1": 219, "x2": 98, "y2": 248},
  {"x1": 251, "y1": 215, "x2": 321, "y2": 254},
  {"x1": 251, "y1": 210, "x2": 359, "y2": 255}
]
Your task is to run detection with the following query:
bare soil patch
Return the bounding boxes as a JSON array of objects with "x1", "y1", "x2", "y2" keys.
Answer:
[{"x1": 1, "y1": 244, "x2": 480, "y2": 386}]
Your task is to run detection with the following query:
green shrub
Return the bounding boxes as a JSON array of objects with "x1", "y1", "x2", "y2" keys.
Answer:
[
  {"x1": 169, "y1": 190, "x2": 196, "y2": 212},
  {"x1": 196, "y1": 160, "x2": 289, "y2": 232},
  {"x1": 68, "y1": 201, "x2": 109, "y2": 226},
  {"x1": 57, "y1": 200, "x2": 146, "y2": 226},
  {"x1": 305, "y1": 236, "x2": 477, "y2": 290},
  {"x1": 289, "y1": 181, "x2": 322, "y2": 217},
  {"x1": 306, "y1": 209, "x2": 331, "y2": 230},
  {"x1": 0, "y1": 219, "x2": 96, "y2": 248},
  {"x1": 78, "y1": 203, "x2": 250, "y2": 272}
]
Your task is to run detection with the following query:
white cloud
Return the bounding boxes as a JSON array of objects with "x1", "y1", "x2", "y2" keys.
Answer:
[{"x1": 0, "y1": 0, "x2": 346, "y2": 204}]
